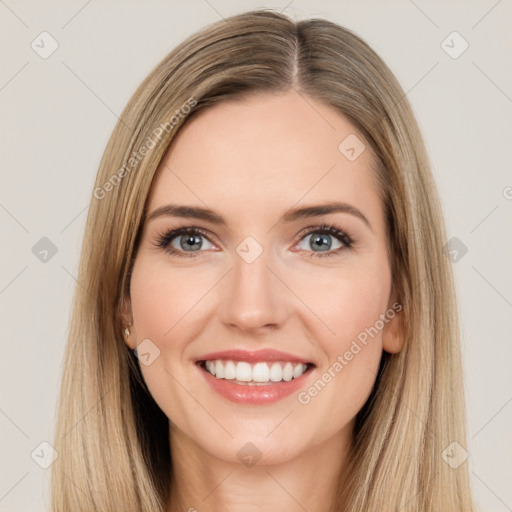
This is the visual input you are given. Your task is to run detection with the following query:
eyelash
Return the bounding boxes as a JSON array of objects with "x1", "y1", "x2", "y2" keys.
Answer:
[{"x1": 152, "y1": 222, "x2": 355, "y2": 259}]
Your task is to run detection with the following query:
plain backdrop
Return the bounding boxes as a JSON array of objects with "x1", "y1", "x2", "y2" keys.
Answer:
[{"x1": 1, "y1": 1, "x2": 511, "y2": 511}]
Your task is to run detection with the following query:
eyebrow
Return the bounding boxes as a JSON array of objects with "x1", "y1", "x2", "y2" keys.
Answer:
[{"x1": 146, "y1": 201, "x2": 372, "y2": 231}]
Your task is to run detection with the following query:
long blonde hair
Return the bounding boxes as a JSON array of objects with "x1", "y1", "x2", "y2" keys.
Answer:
[{"x1": 51, "y1": 9, "x2": 474, "y2": 511}]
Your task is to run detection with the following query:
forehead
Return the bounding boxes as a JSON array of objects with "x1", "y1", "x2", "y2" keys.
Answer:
[{"x1": 146, "y1": 91, "x2": 382, "y2": 228}]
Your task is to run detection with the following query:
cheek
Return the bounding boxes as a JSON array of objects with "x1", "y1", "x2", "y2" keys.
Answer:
[
  {"x1": 129, "y1": 257, "x2": 208, "y2": 345},
  {"x1": 128, "y1": 258, "x2": 209, "y2": 422},
  {"x1": 128, "y1": 257, "x2": 198, "y2": 371},
  {"x1": 292, "y1": 255, "x2": 392, "y2": 349},
  {"x1": 330, "y1": 277, "x2": 389, "y2": 345},
  {"x1": 291, "y1": 258, "x2": 391, "y2": 425}
]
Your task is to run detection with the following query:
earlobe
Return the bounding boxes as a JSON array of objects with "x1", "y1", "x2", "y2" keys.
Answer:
[
  {"x1": 382, "y1": 308, "x2": 404, "y2": 354},
  {"x1": 119, "y1": 295, "x2": 135, "y2": 349},
  {"x1": 123, "y1": 325, "x2": 136, "y2": 350}
]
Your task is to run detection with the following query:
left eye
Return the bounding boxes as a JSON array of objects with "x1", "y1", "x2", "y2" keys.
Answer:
[
  {"x1": 294, "y1": 223, "x2": 354, "y2": 258},
  {"x1": 298, "y1": 231, "x2": 343, "y2": 253}
]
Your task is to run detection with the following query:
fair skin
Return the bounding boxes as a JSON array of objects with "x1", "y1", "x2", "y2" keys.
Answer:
[{"x1": 122, "y1": 90, "x2": 402, "y2": 512}]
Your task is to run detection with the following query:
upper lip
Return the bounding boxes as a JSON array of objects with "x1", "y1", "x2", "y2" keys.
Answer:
[{"x1": 194, "y1": 348, "x2": 314, "y2": 365}]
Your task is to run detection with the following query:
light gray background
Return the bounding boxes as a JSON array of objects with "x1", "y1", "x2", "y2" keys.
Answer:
[{"x1": 1, "y1": 1, "x2": 511, "y2": 511}]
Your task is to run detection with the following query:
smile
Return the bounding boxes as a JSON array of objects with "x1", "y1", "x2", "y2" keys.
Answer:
[
  {"x1": 201, "y1": 359, "x2": 310, "y2": 385},
  {"x1": 194, "y1": 349, "x2": 316, "y2": 404}
]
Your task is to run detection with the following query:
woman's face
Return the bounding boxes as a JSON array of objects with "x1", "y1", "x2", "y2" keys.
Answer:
[{"x1": 125, "y1": 90, "x2": 402, "y2": 465}]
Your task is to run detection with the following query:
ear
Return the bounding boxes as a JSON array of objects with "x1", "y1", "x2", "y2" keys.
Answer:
[
  {"x1": 382, "y1": 300, "x2": 404, "y2": 355},
  {"x1": 119, "y1": 295, "x2": 136, "y2": 350}
]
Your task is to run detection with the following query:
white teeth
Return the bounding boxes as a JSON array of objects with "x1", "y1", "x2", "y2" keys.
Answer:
[
  {"x1": 235, "y1": 362, "x2": 252, "y2": 382},
  {"x1": 293, "y1": 363, "x2": 304, "y2": 379},
  {"x1": 202, "y1": 360, "x2": 309, "y2": 383},
  {"x1": 206, "y1": 360, "x2": 215, "y2": 376},
  {"x1": 224, "y1": 360, "x2": 236, "y2": 380},
  {"x1": 282, "y1": 362, "x2": 293, "y2": 382},
  {"x1": 215, "y1": 360, "x2": 225, "y2": 378},
  {"x1": 252, "y1": 362, "x2": 270, "y2": 382},
  {"x1": 270, "y1": 362, "x2": 282, "y2": 382}
]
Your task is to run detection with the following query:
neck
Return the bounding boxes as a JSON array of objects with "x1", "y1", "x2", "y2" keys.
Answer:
[{"x1": 167, "y1": 423, "x2": 352, "y2": 512}]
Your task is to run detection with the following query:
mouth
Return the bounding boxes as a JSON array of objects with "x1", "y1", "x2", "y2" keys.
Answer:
[
  {"x1": 197, "y1": 359, "x2": 315, "y2": 385},
  {"x1": 194, "y1": 349, "x2": 316, "y2": 405}
]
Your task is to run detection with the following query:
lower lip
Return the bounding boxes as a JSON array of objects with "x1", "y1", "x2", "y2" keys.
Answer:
[{"x1": 196, "y1": 363, "x2": 314, "y2": 405}]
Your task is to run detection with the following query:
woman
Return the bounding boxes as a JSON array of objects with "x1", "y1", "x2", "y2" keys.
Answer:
[{"x1": 51, "y1": 9, "x2": 475, "y2": 511}]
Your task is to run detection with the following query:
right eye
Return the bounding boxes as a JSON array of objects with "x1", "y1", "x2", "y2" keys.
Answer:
[{"x1": 154, "y1": 227, "x2": 216, "y2": 258}]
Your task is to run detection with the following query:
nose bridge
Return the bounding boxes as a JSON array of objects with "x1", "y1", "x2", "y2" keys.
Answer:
[{"x1": 219, "y1": 239, "x2": 289, "y2": 332}]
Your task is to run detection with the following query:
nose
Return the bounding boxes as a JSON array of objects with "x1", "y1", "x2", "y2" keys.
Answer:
[{"x1": 217, "y1": 246, "x2": 291, "y2": 334}]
